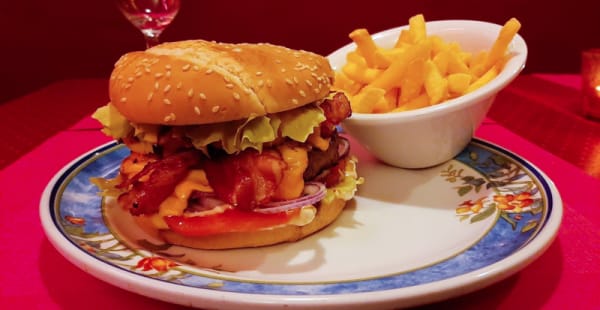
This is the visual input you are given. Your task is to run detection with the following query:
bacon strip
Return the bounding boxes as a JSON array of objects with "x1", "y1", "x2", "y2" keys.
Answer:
[
  {"x1": 203, "y1": 150, "x2": 286, "y2": 210},
  {"x1": 118, "y1": 151, "x2": 201, "y2": 215},
  {"x1": 320, "y1": 92, "x2": 352, "y2": 137}
]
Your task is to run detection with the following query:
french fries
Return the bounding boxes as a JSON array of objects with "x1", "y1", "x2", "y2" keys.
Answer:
[{"x1": 334, "y1": 14, "x2": 521, "y2": 113}]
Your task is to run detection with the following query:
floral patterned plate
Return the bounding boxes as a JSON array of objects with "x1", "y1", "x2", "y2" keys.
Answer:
[{"x1": 40, "y1": 138, "x2": 562, "y2": 309}]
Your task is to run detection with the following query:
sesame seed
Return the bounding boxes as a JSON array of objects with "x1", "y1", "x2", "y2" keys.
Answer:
[
  {"x1": 166, "y1": 71, "x2": 171, "y2": 78},
  {"x1": 311, "y1": 72, "x2": 318, "y2": 78},
  {"x1": 163, "y1": 98, "x2": 171, "y2": 105},
  {"x1": 212, "y1": 106, "x2": 219, "y2": 113},
  {"x1": 233, "y1": 92, "x2": 240, "y2": 100},
  {"x1": 154, "y1": 82, "x2": 159, "y2": 90},
  {"x1": 225, "y1": 83, "x2": 234, "y2": 89},
  {"x1": 294, "y1": 62, "x2": 308, "y2": 71},
  {"x1": 144, "y1": 67, "x2": 151, "y2": 73},
  {"x1": 182, "y1": 64, "x2": 191, "y2": 71},
  {"x1": 313, "y1": 88, "x2": 319, "y2": 93},
  {"x1": 232, "y1": 47, "x2": 242, "y2": 52},
  {"x1": 194, "y1": 106, "x2": 201, "y2": 115},
  {"x1": 305, "y1": 79, "x2": 313, "y2": 87},
  {"x1": 223, "y1": 76, "x2": 230, "y2": 83},
  {"x1": 124, "y1": 83, "x2": 131, "y2": 89},
  {"x1": 187, "y1": 88, "x2": 194, "y2": 98},
  {"x1": 285, "y1": 78, "x2": 293, "y2": 85},
  {"x1": 266, "y1": 80, "x2": 273, "y2": 88},
  {"x1": 205, "y1": 68, "x2": 213, "y2": 74},
  {"x1": 292, "y1": 98, "x2": 299, "y2": 105},
  {"x1": 255, "y1": 71, "x2": 263, "y2": 76},
  {"x1": 199, "y1": 93, "x2": 207, "y2": 100},
  {"x1": 299, "y1": 90, "x2": 306, "y2": 97},
  {"x1": 281, "y1": 68, "x2": 286, "y2": 73},
  {"x1": 120, "y1": 97, "x2": 127, "y2": 103},
  {"x1": 147, "y1": 92, "x2": 153, "y2": 102},
  {"x1": 164, "y1": 113, "x2": 176, "y2": 122},
  {"x1": 193, "y1": 65, "x2": 200, "y2": 71},
  {"x1": 163, "y1": 84, "x2": 171, "y2": 93},
  {"x1": 258, "y1": 80, "x2": 264, "y2": 87},
  {"x1": 135, "y1": 71, "x2": 142, "y2": 78},
  {"x1": 155, "y1": 72, "x2": 163, "y2": 79},
  {"x1": 165, "y1": 64, "x2": 172, "y2": 70},
  {"x1": 176, "y1": 82, "x2": 182, "y2": 89},
  {"x1": 244, "y1": 88, "x2": 251, "y2": 94},
  {"x1": 275, "y1": 59, "x2": 282, "y2": 64},
  {"x1": 293, "y1": 76, "x2": 299, "y2": 84},
  {"x1": 127, "y1": 77, "x2": 134, "y2": 82}
]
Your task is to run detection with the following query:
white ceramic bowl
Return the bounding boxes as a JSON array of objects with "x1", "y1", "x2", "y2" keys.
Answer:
[{"x1": 328, "y1": 20, "x2": 527, "y2": 168}]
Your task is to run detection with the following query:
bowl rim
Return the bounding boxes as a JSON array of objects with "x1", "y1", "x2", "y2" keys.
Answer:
[{"x1": 327, "y1": 19, "x2": 528, "y2": 123}]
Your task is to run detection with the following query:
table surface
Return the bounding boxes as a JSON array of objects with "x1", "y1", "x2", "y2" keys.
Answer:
[{"x1": 1, "y1": 74, "x2": 599, "y2": 309}]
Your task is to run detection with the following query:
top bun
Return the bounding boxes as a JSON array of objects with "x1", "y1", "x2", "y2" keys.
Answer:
[{"x1": 109, "y1": 40, "x2": 334, "y2": 125}]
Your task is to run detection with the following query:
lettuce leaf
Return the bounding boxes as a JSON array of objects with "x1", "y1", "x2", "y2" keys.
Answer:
[
  {"x1": 184, "y1": 104, "x2": 325, "y2": 154},
  {"x1": 323, "y1": 156, "x2": 363, "y2": 203},
  {"x1": 92, "y1": 102, "x2": 326, "y2": 154},
  {"x1": 92, "y1": 103, "x2": 132, "y2": 139},
  {"x1": 277, "y1": 104, "x2": 326, "y2": 142}
]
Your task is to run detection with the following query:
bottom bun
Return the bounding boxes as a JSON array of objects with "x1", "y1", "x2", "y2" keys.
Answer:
[{"x1": 157, "y1": 198, "x2": 347, "y2": 250}]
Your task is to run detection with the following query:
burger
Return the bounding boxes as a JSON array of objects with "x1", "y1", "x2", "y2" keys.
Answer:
[{"x1": 92, "y1": 40, "x2": 361, "y2": 250}]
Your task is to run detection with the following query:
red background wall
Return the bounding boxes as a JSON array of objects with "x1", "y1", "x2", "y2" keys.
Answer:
[{"x1": 1, "y1": 0, "x2": 599, "y2": 103}]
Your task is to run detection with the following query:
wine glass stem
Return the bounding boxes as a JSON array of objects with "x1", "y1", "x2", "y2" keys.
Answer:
[{"x1": 144, "y1": 33, "x2": 161, "y2": 49}]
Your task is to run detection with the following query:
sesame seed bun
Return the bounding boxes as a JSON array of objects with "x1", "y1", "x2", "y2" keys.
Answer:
[
  {"x1": 109, "y1": 40, "x2": 334, "y2": 125},
  {"x1": 155, "y1": 197, "x2": 347, "y2": 250}
]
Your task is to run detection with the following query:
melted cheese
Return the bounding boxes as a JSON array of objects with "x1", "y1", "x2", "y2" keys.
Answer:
[
  {"x1": 120, "y1": 155, "x2": 149, "y2": 178},
  {"x1": 151, "y1": 169, "x2": 213, "y2": 229},
  {"x1": 127, "y1": 142, "x2": 154, "y2": 154},
  {"x1": 307, "y1": 127, "x2": 330, "y2": 151},
  {"x1": 275, "y1": 144, "x2": 308, "y2": 200}
]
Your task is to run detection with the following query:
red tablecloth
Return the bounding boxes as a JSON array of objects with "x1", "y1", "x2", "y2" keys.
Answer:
[{"x1": 1, "y1": 76, "x2": 599, "y2": 309}]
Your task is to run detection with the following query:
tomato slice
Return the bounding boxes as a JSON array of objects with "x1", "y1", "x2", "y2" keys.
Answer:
[{"x1": 163, "y1": 208, "x2": 300, "y2": 237}]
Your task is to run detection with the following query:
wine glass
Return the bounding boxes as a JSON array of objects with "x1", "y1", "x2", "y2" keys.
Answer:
[{"x1": 116, "y1": 0, "x2": 181, "y2": 48}]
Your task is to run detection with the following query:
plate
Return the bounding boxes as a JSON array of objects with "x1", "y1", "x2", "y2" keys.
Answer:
[{"x1": 40, "y1": 138, "x2": 562, "y2": 309}]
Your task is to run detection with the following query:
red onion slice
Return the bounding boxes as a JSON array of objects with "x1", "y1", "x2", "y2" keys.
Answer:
[
  {"x1": 337, "y1": 137, "x2": 350, "y2": 158},
  {"x1": 253, "y1": 181, "x2": 327, "y2": 214}
]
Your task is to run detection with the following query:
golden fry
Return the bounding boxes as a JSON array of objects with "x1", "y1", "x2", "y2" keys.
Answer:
[
  {"x1": 333, "y1": 71, "x2": 363, "y2": 96},
  {"x1": 424, "y1": 60, "x2": 448, "y2": 104},
  {"x1": 429, "y1": 35, "x2": 447, "y2": 55},
  {"x1": 351, "y1": 87, "x2": 386, "y2": 113},
  {"x1": 394, "y1": 29, "x2": 413, "y2": 48},
  {"x1": 399, "y1": 58, "x2": 426, "y2": 103},
  {"x1": 408, "y1": 14, "x2": 427, "y2": 43},
  {"x1": 483, "y1": 18, "x2": 521, "y2": 72},
  {"x1": 342, "y1": 62, "x2": 382, "y2": 84},
  {"x1": 467, "y1": 65, "x2": 499, "y2": 93},
  {"x1": 373, "y1": 88, "x2": 399, "y2": 113},
  {"x1": 432, "y1": 51, "x2": 450, "y2": 76},
  {"x1": 349, "y1": 28, "x2": 379, "y2": 67},
  {"x1": 446, "y1": 50, "x2": 470, "y2": 74},
  {"x1": 394, "y1": 93, "x2": 430, "y2": 112},
  {"x1": 349, "y1": 28, "x2": 389, "y2": 69},
  {"x1": 447, "y1": 73, "x2": 472, "y2": 95}
]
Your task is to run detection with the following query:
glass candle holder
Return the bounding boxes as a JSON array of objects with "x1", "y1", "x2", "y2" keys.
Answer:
[{"x1": 581, "y1": 48, "x2": 600, "y2": 120}]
